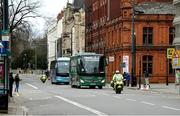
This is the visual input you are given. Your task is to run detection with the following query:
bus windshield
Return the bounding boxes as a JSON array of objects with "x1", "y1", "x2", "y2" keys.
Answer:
[
  {"x1": 80, "y1": 56, "x2": 102, "y2": 74},
  {"x1": 57, "y1": 61, "x2": 69, "y2": 74}
]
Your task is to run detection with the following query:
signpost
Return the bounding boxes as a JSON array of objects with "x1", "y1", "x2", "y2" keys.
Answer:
[
  {"x1": 0, "y1": 0, "x2": 10, "y2": 113},
  {"x1": 167, "y1": 48, "x2": 175, "y2": 59},
  {"x1": 167, "y1": 48, "x2": 180, "y2": 95}
]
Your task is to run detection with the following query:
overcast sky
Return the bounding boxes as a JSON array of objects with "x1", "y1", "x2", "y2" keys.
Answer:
[{"x1": 31, "y1": 0, "x2": 73, "y2": 37}]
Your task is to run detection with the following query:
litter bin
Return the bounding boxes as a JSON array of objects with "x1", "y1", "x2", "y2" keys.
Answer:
[{"x1": 0, "y1": 89, "x2": 8, "y2": 113}]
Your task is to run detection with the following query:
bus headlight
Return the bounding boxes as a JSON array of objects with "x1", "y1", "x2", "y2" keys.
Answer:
[
  {"x1": 101, "y1": 79, "x2": 105, "y2": 83},
  {"x1": 80, "y1": 79, "x2": 84, "y2": 83}
]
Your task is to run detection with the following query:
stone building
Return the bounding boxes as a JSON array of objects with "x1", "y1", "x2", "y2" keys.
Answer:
[
  {"x1": 47, "y1": 22, "x2": 57, "y2": 70},
  {"x1": 61, "y1": 2, "x2": 85, "y2": 56},
  {"x1": 173, "y1": 0, "x2": 180, "y2": 47},
  {"x1": 85, "y1": 0, "x2": 175, "y2": 83}
]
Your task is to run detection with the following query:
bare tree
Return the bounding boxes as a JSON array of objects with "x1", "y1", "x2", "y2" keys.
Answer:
[{"x1": 9, "y1": 0, "x2": 40, "y2": 34}]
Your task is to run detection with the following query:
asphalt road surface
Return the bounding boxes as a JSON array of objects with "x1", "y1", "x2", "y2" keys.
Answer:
[{"x1": 11, "y1": 74, "x2": 180, "y2": 115}]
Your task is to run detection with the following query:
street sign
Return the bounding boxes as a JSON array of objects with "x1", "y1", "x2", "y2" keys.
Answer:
[
  {"x1": 109, "y1": 56, "x2": 114, "y2": 62},
  {"x1": 2, "y1": 35, "x2": 9, "y2": 41},
  {"x1": 123, "y1": 56, "x2": 129, "y2": 73},
  {"x1": 167, "y1": 48, "x2": 175, "y2": 59},
  {"x1": 1, "y1": 30, "x2": 9, "y2": 35},
  {"x1": 0, "y1": 41, "x2": 9, "y2": 56}
]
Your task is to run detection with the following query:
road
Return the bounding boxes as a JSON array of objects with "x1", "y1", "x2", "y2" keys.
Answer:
[{"x1": 11, "y1": 74, "x2": 180, "y2": 115}]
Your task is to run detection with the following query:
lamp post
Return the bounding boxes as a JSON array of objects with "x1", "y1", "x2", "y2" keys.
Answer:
[
  {"x1": 131, "y1": 0, "x2": 137, "y2": 87},
  {"x1": 0, "y1": 0, "x2": 9, "y2": 112}
]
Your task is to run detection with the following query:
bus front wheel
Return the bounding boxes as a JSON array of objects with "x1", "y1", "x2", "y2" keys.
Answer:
[
  {"x1": 98, "y1": 86, "x2": 102, "y2": 89},
  {"x1": 77, "y1": 85, "x2": 81, "y2": 89}
]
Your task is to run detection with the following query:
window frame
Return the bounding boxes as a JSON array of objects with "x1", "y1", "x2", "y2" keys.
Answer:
[
  {"x1": 142, "y1": 55, "x2": 153, "y2": 75},
  {"x1": 143, "y1": 27, "x2": 153, "y2": 45},
  {"x1": 169, "y1": 27, "x2": 175, "y2": 45}
]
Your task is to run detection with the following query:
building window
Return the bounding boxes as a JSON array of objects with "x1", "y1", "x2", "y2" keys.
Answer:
[
  {"x1": 169, "y1": 27, "x2": 175, "y2": 45},
  {"x1": 67, "y1": 49, "x2": 71, "y2": 54},
  {"x1": 142, "y1": 55, "x2": 153, "y2": 74},
  {"x1": 123, "y1": 11, "x2": 128, "y2": 17},
  {"x1": 143, "y1": 27, "x2": 153, "y2": 45},
  {"x1": 63, "y1": 50, "x2": 66, "y2": 54},
  {"x1": 169, "y1": 59, "x2": 174, "y2": 74}
]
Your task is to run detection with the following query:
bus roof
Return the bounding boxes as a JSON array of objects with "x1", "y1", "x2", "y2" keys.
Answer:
[
  {"x1": 72, "y1": 52, "x2": 103, "y2": 57},
  {"x1": 57, "y1": 57, "x2": 70, "y2": 61}
]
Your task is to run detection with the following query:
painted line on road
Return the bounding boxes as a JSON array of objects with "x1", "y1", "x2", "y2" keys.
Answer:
[
  {"x1": 162, "y1": 106, "x2": 180, "y2": 111},
  {"x1": 141, "y1": 101, "x2": 155, "y2": 106},
  {"x1": 113, "y1": 96, "x2": 122, "y2": 99},
  {"x1": 21, "y1": 106, "x2": 29, "y2": 116},
  {"x1": 55, "y1": 95, "x2": 107, "y2": 116},
  {"x1": 99, "y1": 93, "x2": 109, "y2": 96},
  {"x1": 26, "y1": 83, "x2": 38, "y2": 90},
  {"x1": 126, "y1": 98, "x2": 137, "y2": 102}
]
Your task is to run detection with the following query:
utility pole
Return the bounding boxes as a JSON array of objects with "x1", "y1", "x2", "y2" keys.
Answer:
[
  {"x1": 0, "y1": 0, "x2": 9, "y2": 113},
  {"x1": 131, "y1": 0, "x2": 136, "y2": 87}
]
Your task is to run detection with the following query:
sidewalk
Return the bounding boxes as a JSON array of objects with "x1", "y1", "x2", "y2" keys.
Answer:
[
  {"x1": 128, "y1": 83, "x2": 180, "y2": 95},
  {"x1": 1, "y1": 94, "x2": 24, "y2": 115}
]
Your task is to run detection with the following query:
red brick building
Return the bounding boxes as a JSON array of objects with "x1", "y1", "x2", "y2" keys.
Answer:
[{"x1": 85, "y1": 0, "x2": 175, "y2": 83}]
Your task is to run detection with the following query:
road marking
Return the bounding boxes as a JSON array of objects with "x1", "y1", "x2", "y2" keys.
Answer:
[
  {"x1": 29, "y1": 97, "x2": 52, "y2": 101},
  {"x1": 26, "y1": 83, "x2": 38, "y2": 90},
  {"x1": 141, "y1": 101, "x2": 155, "y2": 106},
  {"x1": 55, "y1": 95, "x2": 107, "y2": 116},
  {"x1": 162, "y1": 106, "x2": 180, "y2": 111},
  {"x1": 99, "y1": 93, "x2": 109, "y2": 96},
  {"x1": 126, "y1": 98, "x2": 137, "y2": 102},
  {"x1": 22, "y1": 106, "x2": 29, "y2": 116},
  {"x1": 113, "y1": 96, "x2": 122, "y2": 99},
  {"x1": 39, "y1": 104, "x2": 49, "y2": 107}
]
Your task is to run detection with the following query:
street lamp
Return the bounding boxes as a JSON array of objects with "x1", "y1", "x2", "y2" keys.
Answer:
[{"x1": 131, "y1": 0, "x2": 136, "y2": 87}]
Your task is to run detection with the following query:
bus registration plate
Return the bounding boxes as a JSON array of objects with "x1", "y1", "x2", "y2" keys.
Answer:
[{"x1": 90, "y1": 83, "x2": 96, "y2": 85}]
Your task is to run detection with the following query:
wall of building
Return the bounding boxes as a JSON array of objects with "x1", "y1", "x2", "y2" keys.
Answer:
[
  {"x1": 85, "y1": 0, "x2": 175, "y2": 83},
  {"x1": 57, "y1": 13, "x2": 64, "y2": 57},
  {"x1": 72, "y1": 9, "x2": 85, "y2": 55},
  {"x1": 47, "y1": 22, "x2": 58, "y2": 70},
  {"x1": 173, "y1": 0, "x2": 180, "y2": 46},
  {"x1": 62, "y1": 3, "x2": 85, "y2": 57}
]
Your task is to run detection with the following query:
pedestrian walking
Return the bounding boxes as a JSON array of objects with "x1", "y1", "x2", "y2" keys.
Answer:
[
  {"x1": 124, "y1": 72, "x2": 130, "y2": 87},
  {"x1": 9, "y1": 72, "x2": 14, "y2": 97},
  {"x1": 144, "y1": 70, "x2": 150, "y2": 88},
  {"x1": 14, "y1": 73, "x2": 21, "y2": 93}
]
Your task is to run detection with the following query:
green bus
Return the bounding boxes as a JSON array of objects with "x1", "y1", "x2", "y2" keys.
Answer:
[{"x1": 69, "y1": 53, "x2": 106, "y2": 89}]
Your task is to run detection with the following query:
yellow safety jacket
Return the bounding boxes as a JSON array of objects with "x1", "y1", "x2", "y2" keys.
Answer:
[{"x1": 113, "y1": 73, "x2": 123, "y2": 81}]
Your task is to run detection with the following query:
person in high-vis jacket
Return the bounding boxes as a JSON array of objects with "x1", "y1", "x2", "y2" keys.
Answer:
[{"x1": 111, "y1": 70, "x2": 124, "y2": 88}]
